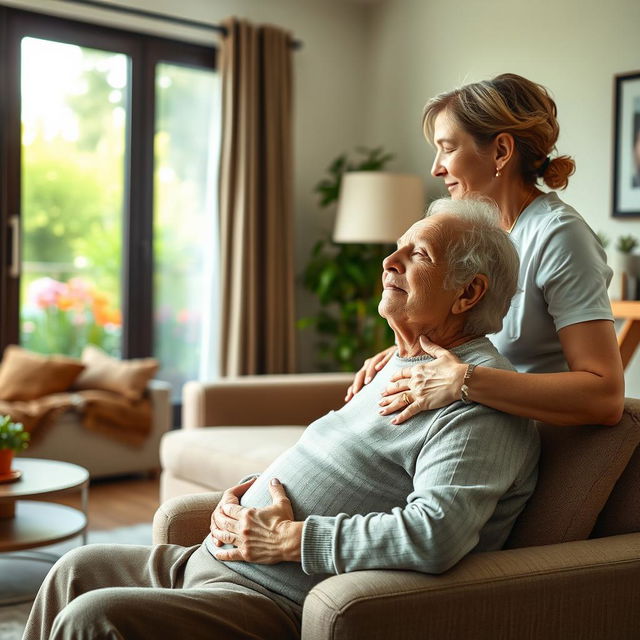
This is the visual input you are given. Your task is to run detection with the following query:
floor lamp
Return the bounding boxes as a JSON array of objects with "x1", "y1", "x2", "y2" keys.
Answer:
[{"x1": 332, "y1": 171, "x2": 425, "y2": 349}]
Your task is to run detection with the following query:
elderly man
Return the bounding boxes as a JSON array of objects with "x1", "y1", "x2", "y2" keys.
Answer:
[{"x1": 24, "y1": 198, "x2": 539, "y2": 640}]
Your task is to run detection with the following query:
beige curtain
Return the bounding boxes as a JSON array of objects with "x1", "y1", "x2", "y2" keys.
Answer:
[{"x1": 218, "y1": 17, "x2": 296, "y2": 376}]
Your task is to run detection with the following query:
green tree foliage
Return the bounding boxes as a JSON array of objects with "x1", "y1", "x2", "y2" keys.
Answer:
[
  {"x1": 299, "y1": 147, "x2": 396, "y2": 371},
  {"x1": 155, "y1": 64, "x2": 215, "y2": 187},
  {"x1": 66, "y1": 51, "x2": 125, "y2": 153},
  {"x1": 20, "y1": 44, "x2": 126, "y2": 355}
]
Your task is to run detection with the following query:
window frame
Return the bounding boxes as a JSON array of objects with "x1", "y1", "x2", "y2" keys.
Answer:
[{"x1": 0, "y1": 7, "x2": 217, "y2": 374}]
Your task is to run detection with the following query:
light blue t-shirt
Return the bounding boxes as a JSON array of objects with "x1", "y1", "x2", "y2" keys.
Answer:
[{"x1": 490, "y1": 192, "x2": 613, "y2": 373}]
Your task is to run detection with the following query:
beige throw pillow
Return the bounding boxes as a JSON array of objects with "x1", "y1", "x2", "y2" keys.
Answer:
[
  {"x1": 73, "y1": 345, "x2": 158, "y2": 401},
  {"x1": 0, "y1": 345, "x2": 85, "y2": 401}
]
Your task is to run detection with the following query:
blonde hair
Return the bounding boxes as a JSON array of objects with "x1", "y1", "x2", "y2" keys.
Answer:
[{"x1": 423, "y1": 73, "x2": 575, "y2": 190}]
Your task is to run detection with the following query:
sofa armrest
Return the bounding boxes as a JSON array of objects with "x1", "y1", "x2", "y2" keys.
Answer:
[
  {"x1": 182, "y1": 373, "x2": 354, "y2": 429},
  {"x1": 302, "y1": 533, "x2": 640, "y2": 640},
  {"x1": 153, "y1": 491, "x2": 223, "y2": 546}
]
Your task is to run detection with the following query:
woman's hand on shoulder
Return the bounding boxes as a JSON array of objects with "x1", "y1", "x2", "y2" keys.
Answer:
[
  {"x1": 345, "y1": 345, "x2": 397, "y2": 402},
  {"x1": 379, "y1": 337, "x2": 468, "y2": 424}
]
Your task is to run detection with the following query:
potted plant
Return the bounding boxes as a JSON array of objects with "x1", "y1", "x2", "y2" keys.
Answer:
[
  {"x1": 298, "y1": 147, "x2": 396, "y2": 371},
  {"x1": 0, "y1": 415, "x2": 30, "y2": 475},
  {"x1": 613, "y1": 234, "x2": 639, "y2": 300}
]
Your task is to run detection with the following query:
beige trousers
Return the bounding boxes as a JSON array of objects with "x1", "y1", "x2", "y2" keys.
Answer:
[{"x1": 22, "y1": 542, "x2": 302, "y2": 640}]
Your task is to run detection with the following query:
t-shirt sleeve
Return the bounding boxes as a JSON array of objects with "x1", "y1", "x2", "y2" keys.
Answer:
[
  {"x1": 534, "y1": 214, "x2": 613, "y2": 331},
  {"x1": 300, "y1": 405, "x2": 537, "y2": 576}
]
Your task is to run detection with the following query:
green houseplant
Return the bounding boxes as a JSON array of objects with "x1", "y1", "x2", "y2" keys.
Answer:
[
  {"x1": 299, "y1": 147, "x2": 396, "y2": 371},
  {"x1": 616, "y1": 234, "x2": 638, "y2": 254},
  {"x1": 0, "y1": 415, "x2": 30, "y2": 475},
  {"x1": 612, "y1": 234, "x2": 640, "y2": 301}
]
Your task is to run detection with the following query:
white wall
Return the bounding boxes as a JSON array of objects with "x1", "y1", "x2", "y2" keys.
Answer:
[{"x1": 363, "y1": 0, "x2": 640, "y2": 394}]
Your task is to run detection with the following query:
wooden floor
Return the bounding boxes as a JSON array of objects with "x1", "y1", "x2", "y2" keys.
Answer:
[{"x1": 52, "y1": 474, "x2": 161, "y2": 531}]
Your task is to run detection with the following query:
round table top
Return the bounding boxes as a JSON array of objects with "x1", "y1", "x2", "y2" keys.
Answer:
[{"x1": 0, "y1": 458, "x2": 89, "y2": 500}]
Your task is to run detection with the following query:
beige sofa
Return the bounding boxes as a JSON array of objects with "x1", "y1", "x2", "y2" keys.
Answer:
[
  {"x1": 157, "y1": 375, "x2": 640, "y2": 638},
  {"x1": 160, "y1": 373, "x2": 353, "y2": 499},
  {"x1": 19, "y1": 380, "x2": 171, "y2": 478}
]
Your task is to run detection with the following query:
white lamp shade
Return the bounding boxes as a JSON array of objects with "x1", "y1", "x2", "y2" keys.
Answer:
[{"x1": 333, "y1": 172, "x2": 425, "y2": 243}]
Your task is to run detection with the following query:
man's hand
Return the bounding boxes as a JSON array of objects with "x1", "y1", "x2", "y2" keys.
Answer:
[
  {"x1": 211, "y1": 478, "x2": 303, "y2": 564},
  {"x1": 210, "y1": 477, "x2": 257, "y2": 547}
]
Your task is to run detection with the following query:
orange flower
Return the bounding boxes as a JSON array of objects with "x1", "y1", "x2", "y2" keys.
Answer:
[
  {"x1": 93, "y1": 303, "x2": 122, "y2": 327},
  {"x1": 56, "y1": 295, "x2": 75, "y2": 311},
  {"x1": 106, "y1": 308, "x2": 122, "y2": 326},
  {"x1": 92, "y1": 292, "x2": 109, "y2": 308}
]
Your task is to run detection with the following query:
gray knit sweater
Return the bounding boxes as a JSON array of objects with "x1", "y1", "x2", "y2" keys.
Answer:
[{"x1": 205, "y1": 337, "x2": 540, "y2": 605}]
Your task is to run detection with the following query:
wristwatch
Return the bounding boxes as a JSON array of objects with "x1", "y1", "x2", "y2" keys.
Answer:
[{"x1": 460, "y1": 364, "x2": 476, "y2": 404}]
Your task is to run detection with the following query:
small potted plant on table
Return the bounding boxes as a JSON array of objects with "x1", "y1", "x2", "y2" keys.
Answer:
[
  {"x1": 0, "y1": 415, "x2": 30, "y2": 478},
  {"x1": 613, "y1": 234, "x2": 640, "y2": 300}
]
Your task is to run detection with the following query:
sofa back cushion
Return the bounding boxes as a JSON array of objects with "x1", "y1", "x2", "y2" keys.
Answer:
[
  {"x1": 184, "y1": 373, "x2": 354, "y2": 429},
  {"x1": 506, "y1": 398, "x2": 640, "y2": 549},
  {"x1": 0, "y1": 345, "x2": 85, "y2": 401},
  {"x1": 591, "y1": 440, "x2": 640, "y2": 537}
]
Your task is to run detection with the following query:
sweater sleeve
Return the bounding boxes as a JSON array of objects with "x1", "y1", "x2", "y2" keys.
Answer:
[{"x1": 301, "y1": 404, "x2": 537, "y2": 576}]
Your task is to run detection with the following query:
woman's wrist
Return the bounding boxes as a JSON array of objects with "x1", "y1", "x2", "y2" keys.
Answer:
[{"x1": 459, "y1": 363, "x2": 477, "y2": 404}]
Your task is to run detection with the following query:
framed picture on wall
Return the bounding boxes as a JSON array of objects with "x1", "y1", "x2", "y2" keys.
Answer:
[{"x1": 613, "y1": 70, "x2": 640, "y2": 217}]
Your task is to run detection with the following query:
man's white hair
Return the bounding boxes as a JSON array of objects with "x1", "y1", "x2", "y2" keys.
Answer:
[{"x1": 426, "y1": 197, "x2": 520, "y2": 335}]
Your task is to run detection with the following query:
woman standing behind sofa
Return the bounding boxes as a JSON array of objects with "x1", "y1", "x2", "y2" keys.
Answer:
[{"x1": 348, "y1": 73, "x2": 624, "y2": 427}]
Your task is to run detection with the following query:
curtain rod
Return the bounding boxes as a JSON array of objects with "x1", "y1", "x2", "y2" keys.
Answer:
[{"x1": 54, "y1": 0, "x2": 303, "y2": 48}]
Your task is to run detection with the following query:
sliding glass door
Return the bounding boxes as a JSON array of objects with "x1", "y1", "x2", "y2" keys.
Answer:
[
  {"x1": 20, "y1": 36, "x2": 127, "y2": 357},
  {"x1": 0, "y1": 8, "x2": 219, "y2": 404},
  {"x1": 153, "y1": 62, "x2": 220, "y2": 392}
]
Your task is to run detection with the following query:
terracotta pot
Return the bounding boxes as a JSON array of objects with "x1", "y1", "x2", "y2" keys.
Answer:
[{"x1": 0, "y1": 449, "x2": 14, "y2": 475}]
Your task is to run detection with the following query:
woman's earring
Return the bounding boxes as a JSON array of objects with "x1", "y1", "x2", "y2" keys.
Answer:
[{"x1": 495, "y1": 168, "x2": 502, "y2": 178}]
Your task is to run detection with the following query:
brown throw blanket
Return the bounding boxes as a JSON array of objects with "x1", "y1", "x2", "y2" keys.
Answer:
[{"x1": 0, "y1": 390, "x2": 152, "y2": 446}]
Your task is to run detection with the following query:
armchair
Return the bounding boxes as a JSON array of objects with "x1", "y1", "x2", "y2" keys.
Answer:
[
  {"x1": 153, "y1": 490, "x2": 640, "y2": 639},
  {"x1": 155, "y1": 374, "x2": 640, "y2": 639}
]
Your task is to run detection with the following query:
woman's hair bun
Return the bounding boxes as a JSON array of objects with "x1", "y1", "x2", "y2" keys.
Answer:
[{"x1": 543, "y1": 155, "x2": 575, "y2": 190}]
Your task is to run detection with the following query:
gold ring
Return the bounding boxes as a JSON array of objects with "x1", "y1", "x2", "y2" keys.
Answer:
[{"x1": 401, "y1": 392, "x2": 410, "y2": 405}]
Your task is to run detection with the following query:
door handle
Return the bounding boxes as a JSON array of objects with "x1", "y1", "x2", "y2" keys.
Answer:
[{"x1": 9, "y1": 215, "x2": 20, "y2": 278}]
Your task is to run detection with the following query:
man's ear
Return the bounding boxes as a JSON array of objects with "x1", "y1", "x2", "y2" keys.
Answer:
[
  {"x1": 451, "y1": 274, "x2": 489, "y2": 315},
  {"x1": 494, "y1": 132, "x2": 515, "y2": 172}
]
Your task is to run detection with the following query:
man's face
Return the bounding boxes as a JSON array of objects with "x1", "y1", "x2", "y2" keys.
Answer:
[{"x1": 378, "y1": 215, "x2": 463, "y2": 338}]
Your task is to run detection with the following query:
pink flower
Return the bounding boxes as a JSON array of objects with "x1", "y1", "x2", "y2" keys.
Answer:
[
  {"x1": 67, "y1": 277, "x2": 94, "y2": 304},
  {"x1": 27, "y1": 277, "x2": 67, "y2": 309}
]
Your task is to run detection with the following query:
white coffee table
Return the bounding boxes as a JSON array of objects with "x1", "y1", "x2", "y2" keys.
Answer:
[{"x1": 0, "y1": 458, "x2": 89, "y2": 605}]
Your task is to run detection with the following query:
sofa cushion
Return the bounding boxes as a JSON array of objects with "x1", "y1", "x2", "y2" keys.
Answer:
[
  {"x1": 0, "y1": 345, "x2": 85, "y2": 401},
  {"x1": 592, "y1": 441, "x2": 640, "y2": 538},
  {"x1": 73, "y1": 345, "x2": 158, "y2": 401},
  {"x1": 160, "y1": 426, "x2": 306, "y2": 491},
  {"x1": 506, "y1": 400, "x2": 640, "y2": 548}
]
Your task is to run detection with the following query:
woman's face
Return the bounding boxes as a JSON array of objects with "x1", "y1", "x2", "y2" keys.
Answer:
[{"x1": 430, "y1": 109, "x2": 497, "y2": 200}]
